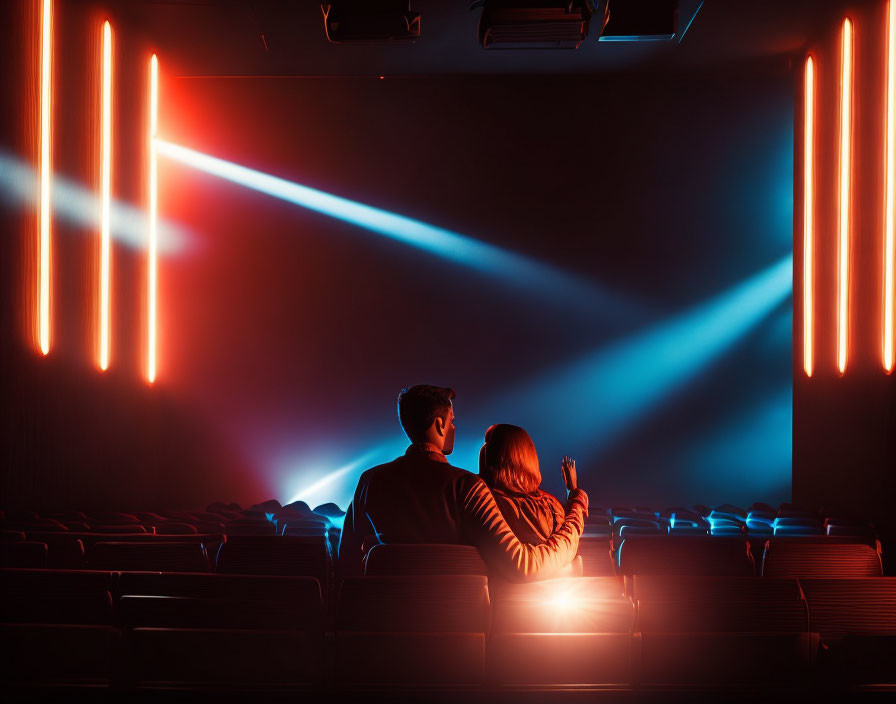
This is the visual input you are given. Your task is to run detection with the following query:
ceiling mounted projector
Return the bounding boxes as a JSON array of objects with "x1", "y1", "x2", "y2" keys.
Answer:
[
  {"x1": 599, "y1": 0, "x2": 680, "y2": 41},
  {"x1": 473, "y1": 1, "x2": 603, "y2": 50},
  {"x1": 321, "y1": 1, "x2": 421, "y2": 44}
]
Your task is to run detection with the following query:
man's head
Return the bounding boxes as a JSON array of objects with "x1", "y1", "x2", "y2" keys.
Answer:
[{"x1": 397, "y1": 385, "x2": 456, "y2": 455}]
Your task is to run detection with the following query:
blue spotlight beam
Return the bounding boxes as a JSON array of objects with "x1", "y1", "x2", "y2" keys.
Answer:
[
  {"x1": 278, "y1": 256, "x2": 792, "y2": 509},
  {"x1": 155, "y1": 140, "x2": 642, "y2": 317},
  {"x1": 287, "y1": 446, "x2": 394, "y2": 508},
  {"x1": 451, "y1": 255, "x2": 794, "y2": 469},
  {"x1": 0, "y1": 152, "x2": 188, "y2": 253}
]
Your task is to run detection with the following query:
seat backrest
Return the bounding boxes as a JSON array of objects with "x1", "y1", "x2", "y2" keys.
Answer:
[
  {"x1": 117, "y1": 571, "x2": 321, "y2": 603},
  {"x1": 618, "y1": 536, "x2": 755, "y2": 577},
  {"x1": 0, "y1": 567, "x2": 114, "y2": 597},
  {"x1": 577, "y1": 537, "x2": 615, "y2": 576},
  {"x1": 633, "y1": 575, "x2": 807, "y2": 633},
  {"x1": 224, "y1": 519, "x2": 276, "y2": 536},
  {"x1": 87, "y1": 541, "x2": 209, "y2": 572},
  {"x1": 119, "y1": 593, "x2": 322, "y2": 630},
  {"x1": 155, "y1": 522, "x2": 199, "y2": 535},
  {"x1": 215, "y1": 535, "x2": 329, "y2": 578},
  {"x1": 363, "y1": 543, "x2": 487, "y2": 576},
  {"x1": 761, "y1": 541, "x2": 883, "y2": 578},
  {"x1": 336, "y1": 575, "x2": 490, "y2": 633},
  {"x1": 0, "y1": 541, "x2": 48, "y2": 569},
  {"x1": 490, "y1": 576, "x2": 632, "y2": 634},
  {"x1": 800, "y1": 577, "x2": 896, "y2": 639}
]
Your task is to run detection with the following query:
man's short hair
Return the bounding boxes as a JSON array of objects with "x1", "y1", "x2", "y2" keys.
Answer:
[{"x1": 397, "y1": 385, "x2": 456, "y2": 442}]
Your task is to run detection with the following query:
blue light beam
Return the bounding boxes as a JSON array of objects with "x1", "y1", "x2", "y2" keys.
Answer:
[
  {"x1": 155, "y1": 140, "x2": 640, "y2": 315},
  {"x1": 0, "y1": 151, "x2": 188, "y2": 253},
  {"x1": 452, "y1": 255, "x2": 794, "y2": 468}
]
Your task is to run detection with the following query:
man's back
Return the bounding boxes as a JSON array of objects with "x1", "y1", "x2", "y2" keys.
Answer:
[{"x1": 338, "y1": 445, "x2": 480, "y2": 574}]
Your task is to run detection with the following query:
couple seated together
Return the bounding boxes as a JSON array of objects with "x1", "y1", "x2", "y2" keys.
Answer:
[{"x1": 337, "y1": 384, "x2": 589, "y2": 581}]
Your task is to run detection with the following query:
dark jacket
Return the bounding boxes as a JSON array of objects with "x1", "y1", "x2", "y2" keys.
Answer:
[{"x1": 337, "y1": 443, "x2": 587, "y2": 581}]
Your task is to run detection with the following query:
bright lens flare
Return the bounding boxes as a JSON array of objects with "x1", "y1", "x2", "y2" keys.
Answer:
[
  {"x1": 147, "y1": 54, "x2": 158, "y2": 383},
  {"x1": 838, "y1": 18, "x2": 853, "y2": 375},
  {"x1": 885, "y1": 0, "x2": 895, "y2": 373},
  {"x1": 39, "y1": 0, "x2": 52, "y2": 355},
  {"x1": 804, "y1": 56, "x2": 815, "y2": 378},
  {"x1": 99, "y1": 21, "x2": 112, "y2": 371}
]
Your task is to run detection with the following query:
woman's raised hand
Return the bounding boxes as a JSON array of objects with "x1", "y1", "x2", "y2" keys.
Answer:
[{"x1": 561, "y1": 455, "x2": 578, "y2": 494}]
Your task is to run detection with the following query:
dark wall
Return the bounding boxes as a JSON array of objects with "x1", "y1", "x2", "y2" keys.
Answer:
[
  {"x1": 792, "y1": 1, "x2": 896, "y2": 571},
  {"x1": 2, "y1": 1, "x2": 796, "y2": 512}
]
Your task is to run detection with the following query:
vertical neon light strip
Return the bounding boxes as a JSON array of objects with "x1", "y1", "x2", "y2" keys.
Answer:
[
  {"x1": 99, "y1": 21, "x2": 112, "y2": 370},
  {"x1": 838, "y1": 19, "x2": 853, "y2": 375},
  {"x1": 147, "y1": 54, "x2": 158, "y2": 383},
  {"x1": 885, "y1": 0, "x2": 895, "y2": 373},
  {"x1": 804, "y1": 56, "x2": 816, "y2": 377},
  {"x1": 39, "y1": 0, "x2": 52, "y2": 355}
]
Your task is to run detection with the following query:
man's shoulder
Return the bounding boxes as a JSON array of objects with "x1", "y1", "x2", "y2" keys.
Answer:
[{"x1": 363, "y1": 455, "x2": 482, "y2": 484}]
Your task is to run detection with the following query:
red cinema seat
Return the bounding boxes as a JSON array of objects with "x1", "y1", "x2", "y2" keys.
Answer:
[
  {"x1": 154, "y1": 522, "x2": 199, "y2": 535},
  {"x1": 128, "y1": 627, "x2": 323, "y2": 691},
  {"x1": 1, "y1": 624, "x2": 121, "y2": 688},
  {"x1": 363, "y1": 543, "x2": 488, "y2": 576},
  {"x1": 801, "y1": 577, "x2": 896, "y2": 686},
  {"x1": 215, "y1": 536, "x2": 329, "y2": 580},
  {"x1": 487, "y1": 576, "x2": 635, "y2": 686},
  {"x1": 0, "y1": 568, "x2": 116, "y2": 625},
  {"x1": 335, "y1": 575, "x2": 489, "y2": 687},
  {"x1": 0, "y1": 541, "x2": 48, "y2": 569},
  {"x1": 761, "y1": 541, "x2": 883, "y2": 578},
  {"x1": 578, "y1": 536, "x2": 616, "y2": 576},
  {"x1": 87, "y1": 541, "x2": 209, "y2": 572},
  {"x1": 618, "y1": 536, "x2": 755, "y2": 582},
  {"x1": 633, "y1": 575, "x2": 814, "y2": 687},
  {"x1": 117, "y1": 571, "x2": 319, "y2": 602}
]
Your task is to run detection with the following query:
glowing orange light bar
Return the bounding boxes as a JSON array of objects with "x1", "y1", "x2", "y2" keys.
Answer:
[
  {"x1": 838, "y1": 18, "x2": 853, "y2": 375},
  {"x1": 39, "y1": 0, "x2": 52, "y2": 355},
  {"x1": 99, "y1": 20, "x2": 112, "y2": 371},
  {"x1": 885, "y1": 0, "x2": 895, "y2": 373},
  {"x1": 804, "y1": 56, "x2": 816, "y2": 378},
  {"x1": 147, "y1": 54, "x2": 158, "y2": 383}
]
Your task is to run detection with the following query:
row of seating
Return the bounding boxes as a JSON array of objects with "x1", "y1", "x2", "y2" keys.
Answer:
[
  {"x1": 3, "y1": 569, "x2": 894, "y2": 690},
  {"x1": 0, "y1": 534, "x2": 332, "y2": 581},
  {"x1": 2, "y1": 533, "x2": 882, "y2": 586}
]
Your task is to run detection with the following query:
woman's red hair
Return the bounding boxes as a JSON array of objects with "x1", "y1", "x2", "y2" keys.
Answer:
[{"x1": 479, "y1": 424, "x2": 541, "y2": 495}]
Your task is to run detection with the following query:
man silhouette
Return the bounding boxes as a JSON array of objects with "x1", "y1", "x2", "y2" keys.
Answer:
[{"x1": 337, "y1": 385, "x2": 588, "y2": 581}]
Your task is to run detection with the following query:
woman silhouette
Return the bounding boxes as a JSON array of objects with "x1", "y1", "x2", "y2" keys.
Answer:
[{"x1": 478, "y1": 424, "x2": 578, "y2": 546}]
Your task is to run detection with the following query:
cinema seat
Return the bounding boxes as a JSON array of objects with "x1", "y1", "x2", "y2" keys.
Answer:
[
  {"x1": 280, "y1": 520, "x2": 329, "y2": 537},
  {"x1": 618, "y1": 536, "x2": 755, "y2": 581},
  {"x1": 118, "y1": 571, "x2": 321, "y2": 603},
  {"x1": 488, "y1": 576, "x2": 634, "y2": 686},
  {"x1": 363, "y1": 543, "x2": 488, "y2": 576},
  {"x1": 761, "y1": 541, "x2": 883, "y2": 578},
  {"x1": 0, "y1": 568, "x2": 116, "y2": 624},
  {"x1": 0, "y1": 529, "x2": 26, "y2": 542},
  {"x1": 1, "y1": 624, "x2": 121, "y2": 688},
  {"x1": 634, "y1": 575, "x2": 814, "y2": 686},
  {"x1": 89, "y1": 524, "x2": 148, "y2": 534},
  {"x1": 87, "y1": 541, "x2": 209, "y2": 572},
  {"x1": 154, "y1": 522, "x2": 199, "y2": 535},
  {"x1": 335, "y1": 575, "x2": 489, "y2": 687},
  {"x1": 578, "y1": 536, "x2": 616, "y2": 576},
  {"x1": 800, "y1": 577, "x2": 896, "y2": 686},
  {"x1": 0, "y1": 541, "x2": 48, "y2": 568},
  {"x1": 128, "y1": 627, "x2": 323, "y2": 690},
  {"x1": 215, "y1": 535, "x2": 329, "y2": 580},
  {"x1": 223, "y1": 519, "x2": 276, "y2": 536},
  {"x1": 119, "y1": 594, "x2": 320, "y2": 630}
]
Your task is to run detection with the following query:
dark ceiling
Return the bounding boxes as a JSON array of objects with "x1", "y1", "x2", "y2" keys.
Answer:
[{"x1": 112, "y1": 0, "x2": 864, "y2": 77}]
